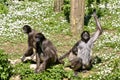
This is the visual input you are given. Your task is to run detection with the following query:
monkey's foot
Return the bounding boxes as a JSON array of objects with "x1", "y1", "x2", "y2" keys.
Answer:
[
  {"x1": 82, "y1": 70, "x2": 88, "y2": 73},
  {"x1": 35, "y1": 67, "x2": 45, "y2": 73},
  {"x1": 74, "y1": 71, "x2": 78, "y2": 76}
]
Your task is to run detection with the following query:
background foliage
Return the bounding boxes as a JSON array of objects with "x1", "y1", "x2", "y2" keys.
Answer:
[
  {"x1": 0, "y1": 49, "x2": 13, "y2": 80},
  {"x1": 63, "y1": 0, "x2": 110, "y2": 25},
  {"x1": 0, "y1": 0, "x2": 8, "y2": 14}
]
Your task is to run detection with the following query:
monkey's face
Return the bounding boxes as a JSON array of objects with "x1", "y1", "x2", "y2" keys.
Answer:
[
  {"x1": 81, "y1": 31, "x2": 90, "y2": 43},
  {"x1": 23, "y1": 25, "x2": 31, "y2": 34},
  {"x1": 83, "y1": 32, "x2": 89, "y2": 40},
  {"x1": 35, "y1": 34, "x2": 40, "y2": 42},
  {"x1": 23, "y1": 28, "x2": 27, "y2": 33},
  {"x1": 35, "y1": 33, "x2": 45, "y2": 43}
]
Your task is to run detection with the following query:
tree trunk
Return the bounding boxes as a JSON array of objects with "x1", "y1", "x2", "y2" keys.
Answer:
[
  {"x1": 70, "y1": 0, "x2": 85, "y2": 34},
  {"x1": 54, "y1": 0, "x2": 63, "y2": 12}
]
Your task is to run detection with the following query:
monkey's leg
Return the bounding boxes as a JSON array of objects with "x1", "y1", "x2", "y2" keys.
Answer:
[
  {"x1": 31, "y1": 53, "x2": 35, "y2": 59},
  {"x1": 83, "y1": 65, "x2": 92, "y2": 71},
  {"x1": 90, "y1": 56, "x2": 101, "y2": 64},
  {"x1": 21, "y1": 47, "x2": 33, "y2": 62},
  {"x1": 71, "y1": 58, "x2": 82, "y2": 76},
  {"x1": 82, "y1": 56, "x2": 100, "y2": 71},
  {"x1": 55, "y1": 59, "x2": 64, "y2": 64},
  {"x1": 66, "y1": 57, "x2": 82, "y2": 76},
  {"x1": 71, "y1": 58, "x2": 82, "y2": 71},
  {"x1": 83, "y1": 62, "x2": 92, "y2": 71},
  {"x1": 35, "y1": 53, "x2": 40, "y2": 73},
  {"x1": 36, "y1": 56, "x2": 49, "y2": 73}
]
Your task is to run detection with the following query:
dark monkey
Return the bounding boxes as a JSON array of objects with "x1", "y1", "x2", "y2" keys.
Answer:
[
  {"x1": 59, "y1": 11, "x2": 102, "y2": 72},
  {"x1": 21, "y1": 25, "x2": 38, "y2": 62},
  {"x1": 35, "y1": 33, "x2": 63, "y2": 73}
]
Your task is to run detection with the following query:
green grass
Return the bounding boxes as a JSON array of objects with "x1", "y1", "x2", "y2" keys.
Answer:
[{"x1": 0, "y1": 0, "x2": 120, "y2": 80}]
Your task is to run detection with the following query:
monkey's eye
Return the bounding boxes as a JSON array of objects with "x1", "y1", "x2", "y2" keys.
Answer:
[
  {"x1": 35, "y1": 35, "x2": 38, "y2": 38},
  {"x1": 35, "y1": 36, "x2": 40, "y2": 42}
]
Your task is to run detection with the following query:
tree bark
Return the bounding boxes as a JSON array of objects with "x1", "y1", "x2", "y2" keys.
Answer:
[
  {"x1": 70, "y1": 0, "x2": 85, "y2": 34},
  {"x1": 54, "y1": 0, "x2": 63, "y2": 12}
]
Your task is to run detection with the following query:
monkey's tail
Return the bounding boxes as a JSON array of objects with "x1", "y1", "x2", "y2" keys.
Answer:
[{"x1": 58, "y1": 50, "x2": 71, "y2": 61}]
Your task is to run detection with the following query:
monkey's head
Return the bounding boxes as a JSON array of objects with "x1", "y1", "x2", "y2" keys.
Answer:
[
  {"x1": 35, "y1": 33, "x2": 46, "y2": 43},
  {"x1": 23, "y1": 25, "x2": 32, "y2": 34},
  {"x1": 81, "y1": 31, "x2": 90, "y2": 43}
]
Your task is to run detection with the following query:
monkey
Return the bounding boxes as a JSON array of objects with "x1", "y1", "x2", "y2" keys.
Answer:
[
  {"x1": 58, "y1": 38, "x2": 81, "y2": 61},
  {"x1": 21, "y1": 25, "x2": 38, "y2": 62},
  {"x1": 34, "y1": 33, "x2": 63, "y2": 73},
  {"x1": 59, "y1": 11, "x2": 102, "y2": 73}
]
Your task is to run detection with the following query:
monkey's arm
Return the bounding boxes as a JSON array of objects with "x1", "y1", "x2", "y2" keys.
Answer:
[
  {"x1": 35, "y1": 42, "x2": 42, "y2": 73},
  {"x1": 21, "y1": 47, "x2": 33, "y2": 62},
  {"x1": 89, "y1": 12, "x2": 103, "y2": 43}
]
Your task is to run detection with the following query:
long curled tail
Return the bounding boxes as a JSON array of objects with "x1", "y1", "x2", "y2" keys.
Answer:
[{"x1": 58, "y1": 50, "x2": 71, "y2": 61}]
